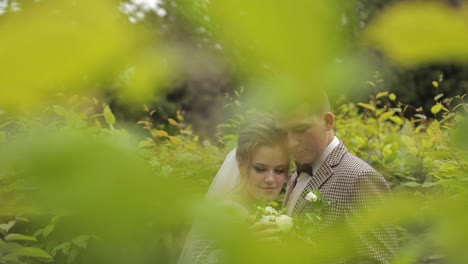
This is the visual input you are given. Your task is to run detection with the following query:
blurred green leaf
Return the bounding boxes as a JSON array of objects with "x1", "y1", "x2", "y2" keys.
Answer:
[
  {"x1": 6, "y1": 247, "x2": 53, "y2": 260},
  {"x1": 42, "y1": 224, "x2": 55, "y2": 238},
  {"x1": 357, "y1": 102, "x2": 376, "y2": 112},
  {"x1": 5, "y1": 233, "x2": 38, "y2": 242},
  {"x1": 431, "y1": 104, "x2": 443, "y2": 114},
  {"x1": 366, "y1": 2, "x2": 468, "y2": 65},
  {"x1": 0, "y1": 220, "x2": 15, "y2": 233},
  {"x1": 0, "y1": 0, "x2": 148, "y2": 110},
  {"x1": 103, "y1": 105, "x2": 116, "y2": 126}
]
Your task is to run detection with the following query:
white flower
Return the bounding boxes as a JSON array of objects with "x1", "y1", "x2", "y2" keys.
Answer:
[
  {"x1": 305, "y1": 191, "x2": 318, "y2": 202},
  {"x1": 264, "y1": 206, "x2": 277, "y2": 215},
  {"x1": 276, "y1": 215, "x2": 294, "y2": 232},
  {"x1": 259, "y1": 215, "x2": 276, "y2": 224}
]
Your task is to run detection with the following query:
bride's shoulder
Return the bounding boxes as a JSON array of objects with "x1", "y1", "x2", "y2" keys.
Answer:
[{"x1": 215, "y1": 198, "x2": 249, "y2": 220}]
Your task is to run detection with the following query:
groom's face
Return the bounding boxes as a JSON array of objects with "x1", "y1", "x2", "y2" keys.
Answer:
[{"x1": 277, "y1": 113, "x2": 330, "y2": 165}]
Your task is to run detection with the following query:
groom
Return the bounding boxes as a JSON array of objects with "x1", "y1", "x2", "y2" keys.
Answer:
[{"x1": 276, "y1": 93, "x2": 397, "y2": 264}]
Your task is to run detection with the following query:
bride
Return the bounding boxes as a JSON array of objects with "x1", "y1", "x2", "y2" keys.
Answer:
[{"x1": 178, "y1": 112, "x2": 291, "y2": 264}]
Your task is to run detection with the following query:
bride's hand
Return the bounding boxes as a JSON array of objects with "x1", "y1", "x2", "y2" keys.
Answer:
[{"x1": 248, "y1": 221, "x2": 282, "y2": 244}]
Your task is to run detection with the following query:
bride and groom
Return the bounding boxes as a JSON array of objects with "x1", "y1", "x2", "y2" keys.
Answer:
[{"x1": 179, "y1": 94, "x2": 397, "y2": 264}]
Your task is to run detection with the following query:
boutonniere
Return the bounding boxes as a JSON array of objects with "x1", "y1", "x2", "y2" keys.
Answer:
[
  {"x1": 289, "y1": 190, "x2": 329, "y2": 244},
  {"x1": 301, "y1": 189, "x2": 327, "y2": 222},
  {"x1": 305, "y1": 191, "x2": 318, "y2": 202}
]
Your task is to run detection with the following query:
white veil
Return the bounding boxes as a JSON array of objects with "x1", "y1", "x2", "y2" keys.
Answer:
[
  {"x1": 206, "y1": 147, "x2": 240, "y2": 199},
  {"x1": 177, "y1": 147, "x2": 240, "y2": 264}
]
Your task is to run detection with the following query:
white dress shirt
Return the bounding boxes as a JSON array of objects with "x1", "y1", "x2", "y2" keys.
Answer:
[{"x1": 286, "y1": 136, "x2": 340, "y2": 215}]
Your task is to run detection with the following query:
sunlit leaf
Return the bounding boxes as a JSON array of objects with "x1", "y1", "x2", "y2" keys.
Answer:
[
  {"x1": 5, "y1": 233, "x2": 37, "y2": 242},
  {"x1": 431, "y1": 104, "x2": 443, "y2": 114},
  {"x1": 357, "y1": 102, "x2": 376, "y2": 112},
  {"x1": 103, "y1": 105, "x2": 116, "y2": 126},
  {"x1": 7, "y1": 247, "x2": 53, "y2": 260},
  {"x1": 376, "y1": 91, "x2": 388, "y2": 99},
  {"x1": 434, "y1": 93, "x2": 444, "y2": 101},
  {"x1": 0, "y1": 221, "x2": 15, "y2": 233},
  {"x1": 152, "y1": 130, "x2": 168, "y2": 137},
  {"x1": 168, "y1": 118, "x2": 179, "y2": 126},
  {"x1": 0, "y1": 0, "x2": 147, "y2": 111},
  {"x1": 366, "y1": 2, "x2": 468, "y2": 65}
]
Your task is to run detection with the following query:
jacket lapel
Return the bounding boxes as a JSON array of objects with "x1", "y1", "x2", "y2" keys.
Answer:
[{"x1": 291, "y1": 141, "x2": 348, "y2": 217}]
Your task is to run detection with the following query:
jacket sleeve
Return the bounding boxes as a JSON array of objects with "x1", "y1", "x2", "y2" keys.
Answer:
[{"x1": 347, "y1": 171, "x2": 398, "y2": 264}]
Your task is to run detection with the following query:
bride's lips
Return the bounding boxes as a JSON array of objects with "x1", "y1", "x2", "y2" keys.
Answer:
[{"x1": 260, "y1": 187, "x2": 277, "y2": 192}]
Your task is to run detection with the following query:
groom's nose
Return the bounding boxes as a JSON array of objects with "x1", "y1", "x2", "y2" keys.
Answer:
[{"x1": 288, "y1": 133, "x2": 301, "y2": 150}]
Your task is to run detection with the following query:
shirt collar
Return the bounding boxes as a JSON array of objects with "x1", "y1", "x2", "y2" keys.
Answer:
[{"x1": 311, "y1": 136, "x2": 339, "y2": 175}]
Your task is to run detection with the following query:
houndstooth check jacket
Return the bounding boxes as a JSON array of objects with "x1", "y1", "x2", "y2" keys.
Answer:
[{"x1": 283, "y1": 140, "x2": 398, "y2": 264}]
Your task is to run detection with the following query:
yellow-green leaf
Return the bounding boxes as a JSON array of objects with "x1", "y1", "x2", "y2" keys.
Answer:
[
  {"x1": 376, "y1": 91, "x2": 388, "y2": 99},
  {"x1": 357, "y1": 102, "x2": 376, "y2": 112},
  {"x1": 5, "y1": 233, "x2": 37, "y2": 242},
  {"x1": 431, "y1": 104, "x2": 442, "y2": 114},
  {"x1": 169, "y1": 136, "x2": 182, "y2": 145},
  {"x1": 8, "y1": 247, "x2": 53, "y2": 260},
  {"x1": 389, "y1": 116, "x2": 404, "y2": 125},
  {"x1": 434, "y1": 93, "x2": 444, "y2": 101},
  {"x1": 365, "y1": 2, "x2": 468, "y2": 65},
  {"x1": 168, "y1": 118, "x2": 179, "y2": 126},
  {"x1": 152, "y1": 130, "x2": 168, "y2": 137},
  {"x1": 53, "y1": 105, "x2": 67, "y2": 116},
  {"x1": 432, "y1": 81, "x2": 439, "y2": 88},
  {"x1": 378, "y1": 111, "x2": 395, "y2": 123},
  {"x1": 389, "y1": 93, "x2": 396, "y2": 101},
  {"x1": 103, "y1": 105, "x2": 116, "y2": 125}
]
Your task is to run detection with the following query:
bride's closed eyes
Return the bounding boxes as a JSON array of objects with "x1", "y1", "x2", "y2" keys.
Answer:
[{"x1": 253, "y1": 165, "x2": 288, "y2": 175}]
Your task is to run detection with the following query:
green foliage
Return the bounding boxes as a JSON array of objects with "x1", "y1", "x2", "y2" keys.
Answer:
[{"x1": 1, "y1": 89, "x2": 467, "y2": 263}]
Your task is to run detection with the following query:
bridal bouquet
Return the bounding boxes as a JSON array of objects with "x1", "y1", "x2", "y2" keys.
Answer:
[{"x1": 252, "y1": 203, "x2": 294, "y2": 233}]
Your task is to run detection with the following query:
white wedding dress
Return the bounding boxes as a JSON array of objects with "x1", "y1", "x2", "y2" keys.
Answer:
[{"x1": 178, "y1": 148, "x2": 243, "y2": 264}]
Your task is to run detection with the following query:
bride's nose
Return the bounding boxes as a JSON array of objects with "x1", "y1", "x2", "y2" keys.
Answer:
[{"x1": 264, "y1": 172, "x2": 275, "y2": 183}]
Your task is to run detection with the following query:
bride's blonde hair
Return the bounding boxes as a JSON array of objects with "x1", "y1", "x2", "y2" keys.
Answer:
[{"x1": 234, "y1": 112, "x2": 289, "y2": 192}]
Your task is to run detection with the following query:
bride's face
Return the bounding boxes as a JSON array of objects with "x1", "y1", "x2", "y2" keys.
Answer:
[{"x1": 246, "y1": 145, "x2": 289, "y2": 202}]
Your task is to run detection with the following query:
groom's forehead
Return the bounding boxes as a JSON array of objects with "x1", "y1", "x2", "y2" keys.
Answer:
[{"x1": 275, "y1": 115, "x2": 319, "y2": 130}]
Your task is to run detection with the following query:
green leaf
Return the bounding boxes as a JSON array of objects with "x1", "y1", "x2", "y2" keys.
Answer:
[
  {"x1": 33, "y1": 228, "x2": 43, "y2": 237},
  {"x1": 378, "y1": 111, "x2": 395, "y2": 123},
  {"x1": 72, "y1": 235, "x2": 91, "y2": 248},
  {"x1": 67, "y1": 248, "x2": 79, "y2": 264},
  {"x1": 432, "y1": 81, "x2": 439, "y2": 88},
  {"x1": 357, "y1": 102, "x2": 376, "y2": 112},
  {"x1": 0, "y1": 220, "x2": 16, "y2": 233},
  {"x1": 51, "y1": 242, "x2": 71, "y2": 255},
  {"x1": 43, "y1": 224, "x2": 55, "y2": 238},
  {"x1": 389, "y1": 93, "x2": 396, "y2": 101},
  {"x1": 53, "y1": 105, "x2": 67, "y2": 116},
  {"x1": 389, "y1": 116, "x2": 404, "y2": 125},
  {"x1": 431, "y1": 104, "x2": 442, "y2": 114},
  {"x1": 103, "y1": 105, "x2": 116, "y2": 125},
  {"x1": 403, "y1": 182, "x2": 421, "y2": 187},
  {"x1": 5, "y1": 233, "x2": 38, "y2": 242},
  {"x1": 7, "y1": 247, "x2": 53, "y2": 260},
  {"x1": 376, "y1": 91, "x2": 388, "y2": 99},
  {"x1": 434, "y1": 93, "x2": 444, "y2": 101},
  {"x1": 422, "y1": 182, "x2": 438, "y2": 188},
  {"x1": 365, "y1": 2, "x2": 468, "y2": 65}
]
